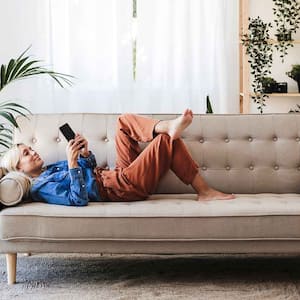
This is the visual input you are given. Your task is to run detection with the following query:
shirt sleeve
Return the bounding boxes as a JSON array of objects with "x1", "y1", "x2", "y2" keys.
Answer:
[
  {"x1": 31, "y1": 167, "x2": 89, "y2": 206},
  {"x1": 78, "y1": 151, "x2": 97, "y2": 169}
]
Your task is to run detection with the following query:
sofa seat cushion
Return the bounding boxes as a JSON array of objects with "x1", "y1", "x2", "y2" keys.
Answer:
[{"x1": 1, "y1": 194, "x2": 300, "y2": 241}]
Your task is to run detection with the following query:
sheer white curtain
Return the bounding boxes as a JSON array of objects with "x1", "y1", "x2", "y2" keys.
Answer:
[
  {"x1": 0, "y1": 0, "x2": 133, "y2": 113},
  {"x1": 49, "y1": 0, "x2": 133, "y2": 113},
  {"x1": 135, "y1": 0, "x2": 239, "y2": 113},
  {"x1": 0, "y1": 0, "x2": 238, "y2": 114}
]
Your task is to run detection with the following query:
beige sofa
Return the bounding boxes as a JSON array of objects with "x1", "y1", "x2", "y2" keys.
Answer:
[{"x1": 1, "y1": 113, "x2": 300, "y2": 284}]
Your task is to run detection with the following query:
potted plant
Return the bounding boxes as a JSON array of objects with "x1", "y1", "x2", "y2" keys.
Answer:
[
  {"x1": 242, "y1": 16, "x2": 273, "y2": 113},
  {"x1": 286, "y1": 64, "x2": 300, "y2": 92},
  {"x1": 272, "y1": 0, "x2": 300, "y2": 62},
  {"x1": 260, "y1": 77, "x2": 277, "y2": 93},
  {"x1": 0, "y1": 47, "x2": 73, "y2": 150}
]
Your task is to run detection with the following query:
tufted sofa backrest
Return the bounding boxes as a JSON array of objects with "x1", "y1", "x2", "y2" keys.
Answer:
[{"x1": 13, "y1": 113, "x2": 300, "y2": 194}]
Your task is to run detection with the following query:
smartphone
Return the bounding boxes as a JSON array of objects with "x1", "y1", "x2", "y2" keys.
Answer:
[{"x1": 59, "y1": 123, "x2": 76, "y2": 141}]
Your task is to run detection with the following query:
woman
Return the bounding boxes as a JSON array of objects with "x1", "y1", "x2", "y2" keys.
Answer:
[{"x1": 0, "y1": 109, "x2": 235, "y2": 206}]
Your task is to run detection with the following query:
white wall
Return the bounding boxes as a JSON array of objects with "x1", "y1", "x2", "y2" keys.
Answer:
[{"x1": 249, "y1": 0, "x2": 300, "y2": 114}]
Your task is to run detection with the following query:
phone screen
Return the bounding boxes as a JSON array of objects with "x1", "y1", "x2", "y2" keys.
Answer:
[{"x1": 59, "y1": 123, "x2": 76, "y2": 141}]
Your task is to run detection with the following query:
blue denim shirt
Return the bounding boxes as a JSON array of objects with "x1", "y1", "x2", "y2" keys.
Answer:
[{"x1": 30, "y1": 152, "x2": 101, "y2": 206}]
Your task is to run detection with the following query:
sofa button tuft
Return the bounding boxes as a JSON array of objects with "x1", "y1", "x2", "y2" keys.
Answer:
[
  {"x1": 199, "y1": 138, "x2": 204, "y2": 143},
  {"x1": 202, "y1": 166, "x2": 207, "y2": 171},
  {"x1": 104, "y1": 137, "x2": 109, "y2": 142},
  {"x1": 248, "y1": 137, "x2": 253, "y2": 142},
  {"x1": 225, "y1": 138, "x2": 230, "y2": 143},
  {"x1": 32, "y1": 138, "x2": 37, "y2": 143},
  {"x1": 56, "y1": 137, "x2": 61, "y2": 143},
  {"x1": 249, "y1": 165, "x2": 254, "y2": 170},
  {"x1": 273, "y1": 136, "x2": 278, "y2": 142},
  {"x1": 226, "y1": 166, "x2": 231, "y2": 170},
  {"x1": 296, "y1": 137, "x2": 300, "y2": 142},
  {"x1": 274, "y1": 165, "x2": 279, "y2": 170}
]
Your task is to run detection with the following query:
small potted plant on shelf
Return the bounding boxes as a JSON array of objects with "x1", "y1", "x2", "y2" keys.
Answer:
[
  {"x1": 242, "y1": 16, "x2": 273, "y2": 113},
  {"x1": 286, "y1": 64, "x2": 300, "y2": 92},
  {"x1": 261, "y1": 77, "x2": 277, "y2": 93},
  {"x1": 272, "y1": 0, "x2": 300, "y2": 62}
]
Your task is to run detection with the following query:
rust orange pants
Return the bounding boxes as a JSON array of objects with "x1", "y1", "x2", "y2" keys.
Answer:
[{"x1": 94, "y1": 114, "x2": 199, "y2": 201}]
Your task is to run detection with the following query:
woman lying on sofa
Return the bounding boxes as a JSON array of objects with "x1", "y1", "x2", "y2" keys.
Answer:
[{"x1": 0, "y1": 109, "x2": 235, "y2": 206}]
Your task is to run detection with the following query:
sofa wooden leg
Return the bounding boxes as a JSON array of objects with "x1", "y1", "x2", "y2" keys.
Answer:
[{"x1": 6, "y1": 253, "x2": 17, "y2": 284}]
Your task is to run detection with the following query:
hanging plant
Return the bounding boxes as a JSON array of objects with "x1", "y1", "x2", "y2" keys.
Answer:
[
  {"x1": 272, "y1": 0, "x2": 300, "y2": 62},
  {"x1": 242, "y1": 17, "x2": 273, "y2": 114}
]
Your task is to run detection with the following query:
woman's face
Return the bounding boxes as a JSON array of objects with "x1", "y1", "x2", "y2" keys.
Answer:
[{"x1": 17, "y1": 144, "x2": 44, "y2": 176}]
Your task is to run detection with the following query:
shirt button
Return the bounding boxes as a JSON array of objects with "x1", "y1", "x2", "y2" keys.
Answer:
[
  {"x1": 82, "y1": 184, "x2": 85, "y2": 188},
  {"x1": 56, "y1": 137, "x2": 61, "y2": 142},
  {"x1": 32, "y1": 138, "x2": 37, "y2": 143},
  {"x1": 104, "y1": 137, "x2": 109, "y2": 142},
  {"x1": 78, "y1": 170, "x2": 81, "y2": 174},
  {"x1": 56, "y1": 167, "x2": 60, "y2": 171}
]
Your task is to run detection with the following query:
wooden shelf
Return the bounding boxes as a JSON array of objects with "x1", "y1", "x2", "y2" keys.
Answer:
[
  {"x1": 266, "y1": 93, "x2": 300, "y2": 97},
  {"x1": 268, "y1": 39, "x2": 300, "y2": 44},
  {"x1": 239, "y1": 40, "x2": 300, "y2": 45},
  {"x1": 245, "y1": 93, "x2": 300, "y2": 97},
  {"x1": 239, "y1": 0, "x2": 300, "y2": 113}
]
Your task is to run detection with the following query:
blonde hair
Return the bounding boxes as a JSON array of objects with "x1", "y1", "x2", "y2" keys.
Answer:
[
  {"x1": 1, "y1": 143, "x2": 23, "y2": 172},
  {"x1": 0, "y1": 144, "x2": 32, "y2": 197}
]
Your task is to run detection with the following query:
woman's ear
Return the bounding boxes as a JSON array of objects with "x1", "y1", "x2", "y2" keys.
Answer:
[{"x1": 15, "y1": 163, "x2": 22, "y2": 172}]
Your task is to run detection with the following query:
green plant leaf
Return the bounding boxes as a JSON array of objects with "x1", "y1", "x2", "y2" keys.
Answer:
[
  {"x1": 0, "y1": 64, "x2": 6, "y2": 90},
  {"x1": 0, "y1": 46, "x2": 74, "y2": 150},
  {"x1": 0, "y1": 46, "x2": 74, "y2": 92}
]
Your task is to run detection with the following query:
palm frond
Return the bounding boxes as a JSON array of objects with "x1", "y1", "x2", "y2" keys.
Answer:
[
  {"x1": 0, "y1": 46, "x2": 74, "y2": 91},
  {"x1": 0, "y1": 140, "x2": 12, "y2": 149},
  {"x1": 0, "y1": 46, "x2": 74, "y2": 151},
  {"x1": 0, "y1": 101, "x2": 30, "y2": 128}
]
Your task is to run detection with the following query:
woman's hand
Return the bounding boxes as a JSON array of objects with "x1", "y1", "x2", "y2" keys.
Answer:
[
  {"x1": 66, "y1": 134, "x2": 89, "y2": 169},
  {"x1": 76, "y1": 134, "x2": 89, "y2": 157}
]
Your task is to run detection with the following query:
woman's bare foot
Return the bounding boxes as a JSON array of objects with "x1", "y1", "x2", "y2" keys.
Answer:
[
  {"x1": 168, "y1": 109, "x2": 193, "y2": 139},
  {"x1": 154, "y1": 108, "x2": 194, "y2": 139},
  {"x1": 198, "y1": 188, "x2": 235, "y2": 201}
]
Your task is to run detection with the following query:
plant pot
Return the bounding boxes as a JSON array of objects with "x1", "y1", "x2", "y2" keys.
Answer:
[
  {"x1": 262, "y1": 82, "x2": 277, "y2": 93},
  {"x1": 276, "y1": 31, "x2": 292, "y2": 42},
  {"x1": 274, "y1": 82, "x2": 288, "y2": 93},
  {"x1": 262, "y1": 86, "x2": 274, "y2": 93}
]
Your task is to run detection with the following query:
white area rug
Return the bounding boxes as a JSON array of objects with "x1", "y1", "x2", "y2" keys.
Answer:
[{"x1": 1, "y1": 253, "x2": 300, "y2": 299}]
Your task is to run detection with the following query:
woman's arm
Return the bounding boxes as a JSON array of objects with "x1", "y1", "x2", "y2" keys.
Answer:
[{"x1": 31, "y1": 167, "x2": 89, "y2": 206}]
